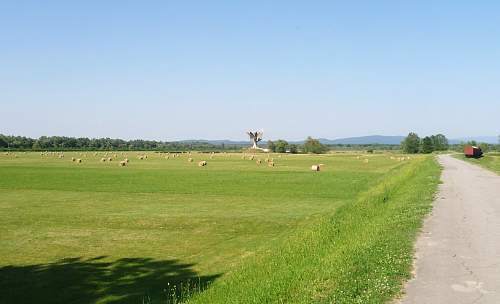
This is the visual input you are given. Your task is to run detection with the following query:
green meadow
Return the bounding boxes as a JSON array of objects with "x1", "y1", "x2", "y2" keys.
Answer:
[{"x1": 0, "y1": 151, "x2": 440, "y2": 303}]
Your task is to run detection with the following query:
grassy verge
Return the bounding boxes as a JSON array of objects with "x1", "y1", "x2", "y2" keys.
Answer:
[
  {"x1": 454, "y1": 153, "x2": 500, "y2": 174},
  {"x1": 188, "y1": 156, "x2": 440, "y2": 303}
]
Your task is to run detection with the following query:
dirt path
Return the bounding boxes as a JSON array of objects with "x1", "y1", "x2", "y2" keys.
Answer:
[{"x1": 400, "y1": 154, "x2": 500, "y2": 304}]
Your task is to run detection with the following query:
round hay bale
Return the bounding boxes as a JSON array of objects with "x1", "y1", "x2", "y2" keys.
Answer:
[
  {"x1": 311, "y1": 165, "x2": 320, "y2": 171},
  {"x1": 198, "y1": 160, "x2": 207, "y2": 167}
]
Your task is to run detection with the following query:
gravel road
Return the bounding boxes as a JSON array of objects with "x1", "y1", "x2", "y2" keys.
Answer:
[{"x1": 400, "y1": 154, "x2": 500, "y2": 304}]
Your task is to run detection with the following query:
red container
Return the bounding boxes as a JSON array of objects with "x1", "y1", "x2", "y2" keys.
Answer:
[{"x1": 464, "y1": 145, "x2": 483, "y2": 158}]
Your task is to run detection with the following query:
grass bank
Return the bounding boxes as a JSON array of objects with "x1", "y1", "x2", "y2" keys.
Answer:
[
  {"x1": 454, "y1": 153, "x2": 500, "y2": 174},
  {"x1": 189, "y1": 156, "x2": 440, "y2": 303}
]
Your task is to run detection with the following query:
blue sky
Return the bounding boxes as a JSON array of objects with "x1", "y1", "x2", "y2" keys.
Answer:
[{"x1": 1, "y1": 1, "x2": 499, "y2": 141}]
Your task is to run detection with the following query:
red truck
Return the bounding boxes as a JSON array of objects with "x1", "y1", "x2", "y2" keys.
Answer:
[{"x1": 464, "y1": 145, "x2": 483, "y2": 158}]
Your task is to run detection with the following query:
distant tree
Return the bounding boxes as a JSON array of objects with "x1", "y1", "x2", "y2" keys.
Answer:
[
  {"x1": 267, "y1": 140, "x2": 276, "y2": 152},
  {"x1": 274, "y1": 140, "x2": 289, "y2": 153},
  {"x1": 421, "y1": 136, "x2": 434, "y2": 153},
  {"x1": 479, "y1": 142, "x2": 490, "y2": 153},
  {"x1": 289, "y1": 144, "x2": 298, "y2": 154},
  {"x1": 0, "y1": 136, "x2": 7, "y2": 148},
  {"x1": 402, "y1": 132, "x2": 421, "y2": 154},
  {"x1": 303, "y1": 137, "x2": 328, "y2": 154},
  {"x1": 430, "y1": 134, "x2": 449, "y2": 151},
  {"x1": 32, "y1": 140, "x2": 41, "y2": 150}
]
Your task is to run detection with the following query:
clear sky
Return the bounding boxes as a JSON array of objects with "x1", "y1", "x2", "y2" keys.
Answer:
[{"x1": 1, "y1": 1, "x2": 499, "y2": 141}]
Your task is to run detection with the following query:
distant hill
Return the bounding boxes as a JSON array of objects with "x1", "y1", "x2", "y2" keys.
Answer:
[{"x1": 319, "y1": 135, "x2": 406, "y2": 145}]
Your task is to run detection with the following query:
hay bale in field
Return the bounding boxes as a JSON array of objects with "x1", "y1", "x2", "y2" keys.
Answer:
[
  {"x1": 311, "y1": 165, "x2": 320, "y2": 171},
  {"x1": 165, "y1": 156, "x2": 169, "y2": 160},
  {"x1": 249, "y1": 155, "x2": 255, "y2": 161},
  {"x1": 108, "y1": 157, "x2": 113, "y2": 162},
  {"x1": 101, "y1": 158, "x2": 106, "y2": 162},
  {"x1": 139, "y1": 155, "x2": 144, "y2": 160},
  {"x1": 125, "y1": 158, "x2": 129, "y2": 163},
  {"x1": 198, "y1": 160, "x2": 207, "y2": 167},
  {"x1": 76, "y1": 159, "x2": 82, "y2": 163},
  {"x1": 119, "y1": 161, "x2": 126, "y2": 166},
  {"x1": 256, "y1": 159, "x2": 262, "y2": 165},
  {"x1": 268, "y1": 162, "x2": 275, "y2": 167},
  {"x1": 71, "y1": 157, "x2": 76, "y2": 162},
  {"x1": 188, "y1": 158, "x2": 193, "y2": 162}
]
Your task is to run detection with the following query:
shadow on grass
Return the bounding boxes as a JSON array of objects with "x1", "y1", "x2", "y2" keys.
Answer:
[{"x1": 0, "y1": 256, "x2": 220, "y2": 304}]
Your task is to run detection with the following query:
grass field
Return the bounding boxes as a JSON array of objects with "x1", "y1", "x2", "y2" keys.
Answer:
[
  {"x1": 0, "y1": 151, "x2": 439, "y2": 303},
  {"x1": 455, "y1": 152, "x2": 500, "y2": 174}
]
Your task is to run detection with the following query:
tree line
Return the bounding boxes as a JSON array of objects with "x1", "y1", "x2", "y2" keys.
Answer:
[
  {"x1": 402, "y1": 133, "x2": 449, "y2": 154},
  {"x1": 0, "y1": 134, "x2": 240, "y2": 151},
  {"x1": 0, "y1": 134, "x2": 330, "y2": 153},
  {"x1": 402, "y1": 133, "x2": 500, "y2": 154},
  {"x1": 267, "y1": 137, "x2": 328, "y2": 154}
]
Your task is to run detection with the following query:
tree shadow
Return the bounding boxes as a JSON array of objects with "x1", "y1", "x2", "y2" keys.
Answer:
[{"x1": 0, "y1": 256, "x2": 220, "y2": 304}]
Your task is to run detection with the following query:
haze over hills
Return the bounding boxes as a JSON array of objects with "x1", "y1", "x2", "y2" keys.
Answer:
[{"x1": 318, "y1": 136, "x2": 405, "y2": 145}]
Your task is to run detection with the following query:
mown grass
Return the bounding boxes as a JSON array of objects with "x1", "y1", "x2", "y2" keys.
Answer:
[
  {"x1": 454, "y1": 152, "x2": 500, "y2": 174},
  {"x1": 0, "y1": 152, "x2": 438, "y2": 303},
  {"x1": 188, "y1": 156, "x2": 440, "y2": 303}
]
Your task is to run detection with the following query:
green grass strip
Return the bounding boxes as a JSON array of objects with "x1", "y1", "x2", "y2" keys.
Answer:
[
  {"x1": 454, "y1": 153, "x2": 500, "y2": 175},
  {"x1": 188, "y1": 156, "x2": 440, "y2": 303}
]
